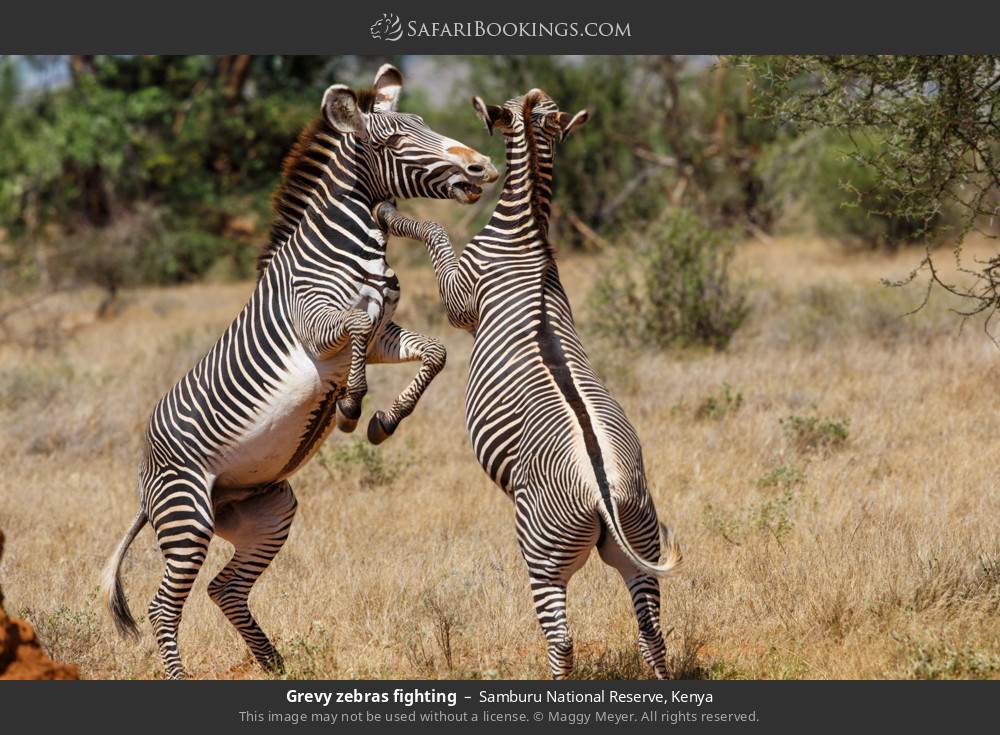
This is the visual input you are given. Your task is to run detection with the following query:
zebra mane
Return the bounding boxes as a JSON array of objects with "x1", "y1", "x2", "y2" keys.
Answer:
[
  {"x1": 257, "y1": 88, "x2": 380, "y2": 280},
  {"x1": 520, "y1": 91, "x2": 556, "y2": 260}
]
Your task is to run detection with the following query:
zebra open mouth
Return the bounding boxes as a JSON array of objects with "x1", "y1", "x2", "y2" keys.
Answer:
[{"x1": 450, "y1": 181, "x2": 484, "y2": 203}]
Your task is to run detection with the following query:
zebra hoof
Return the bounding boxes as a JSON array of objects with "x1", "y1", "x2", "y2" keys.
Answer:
[
  {"x1": 367, "y1": 412, "x2": 394, "y2": 445},
  {"x1": 336, "y1": 399, "x2": 361, "y2": 433},
  {"x1": 260, "y1": 651, "x2": 285, "y2": 675}
]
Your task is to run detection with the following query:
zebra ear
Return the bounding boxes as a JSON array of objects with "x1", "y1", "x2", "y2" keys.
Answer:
[
  {"x1": 556, "y1": 109, "x2": 589, "y2": 141},
  {"x1": 373, "y1": 64, "x2": 403, "y2": 113},
  {"x1": 472, "y1": 96, "x2": 511, "y2": 136},
  {"x1": 322, "y1": 84, "x2": 367, "y2": 139}
]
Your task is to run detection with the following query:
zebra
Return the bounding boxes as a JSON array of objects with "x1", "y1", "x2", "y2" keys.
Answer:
[
  {"x1": 374, "y1": 89, "x2": 682, "y2": 680},
  {"x1": 100, "y1": 64, "x2": 498, "y2": 679}
]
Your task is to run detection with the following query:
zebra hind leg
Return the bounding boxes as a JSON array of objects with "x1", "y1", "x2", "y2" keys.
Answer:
[
  {"x1": 146, "y1": 466, "x2": 215, "y2": 680},
  {"x1": 597, "y1": 507, "x2": 669, "y2": 679},
  {"x1": 527, "y1": 571, "x2": 574, "y2": 679},
  {"x1": 627, "y1": 573, "x2": 668, "y2": 678},
  {"x1": 514, "y1": 489, "x2": 597, "y2": 680},
  {"x1": 209, "y1": 480, "x2": 297, "y2": 673}
]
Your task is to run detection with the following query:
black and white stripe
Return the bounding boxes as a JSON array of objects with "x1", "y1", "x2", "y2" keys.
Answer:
[
  {"x1": 377, "y1": 89, "x2": 681, "y2": 680},
  {"x1": 100, "y1": 65, "x2": 497, "y2": 679}
]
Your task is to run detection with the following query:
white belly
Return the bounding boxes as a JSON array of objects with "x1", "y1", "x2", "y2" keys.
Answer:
[
  {"x1": 212, "y1": 343, "x2": 349, "y2": 488},
  {"x1": 211, "y1": 248, "x2": 399, "y2": 488}
]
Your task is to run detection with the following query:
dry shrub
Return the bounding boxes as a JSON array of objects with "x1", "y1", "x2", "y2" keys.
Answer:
[{"x1": 588, "y1": 209, "x2": 749, "y2": 351}]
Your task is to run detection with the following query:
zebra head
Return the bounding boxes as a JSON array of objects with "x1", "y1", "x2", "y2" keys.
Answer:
[
  {"x1": 321, "y1": 64, "x2": 498, "y2": 204},
  {"x1": 471, "y1": 88, "x2": 589, "y2": 144}
]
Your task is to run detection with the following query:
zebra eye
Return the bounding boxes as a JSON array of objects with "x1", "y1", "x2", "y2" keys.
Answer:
[{"x1": 382, "y1": 133, "x2": 406, "y2": 148}]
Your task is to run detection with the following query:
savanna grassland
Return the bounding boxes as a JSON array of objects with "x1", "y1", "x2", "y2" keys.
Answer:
[{"x1": 3, "y1": 227, "x2": 1000, "y2": 681}]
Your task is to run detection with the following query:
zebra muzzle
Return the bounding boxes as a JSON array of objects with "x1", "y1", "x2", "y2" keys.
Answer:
[{"x1": 449, "y1": 181, "x2": 484, "y2": 203}]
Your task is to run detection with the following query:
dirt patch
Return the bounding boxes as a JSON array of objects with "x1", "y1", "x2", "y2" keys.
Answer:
[{"x1": 0, "y1": 530, "x2": 79, "y2": 680}]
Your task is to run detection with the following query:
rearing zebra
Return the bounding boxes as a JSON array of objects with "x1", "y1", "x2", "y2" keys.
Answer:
[
  {"x1": 100, "y1": 65, "x2": 497, "y2": 679},
  {"x1": 376, "y1": 90, "x2": 682, "y2": 680}
]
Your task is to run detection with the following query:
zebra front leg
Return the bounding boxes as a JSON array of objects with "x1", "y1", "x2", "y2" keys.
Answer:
[
  {"x1": 210, "y1": 480, "x2": 297, "y2": 673},
  {"x1": 146, "y1": 466, "x2": 214, "y2": 679},
  {"x1": 364, "y1": 320, "x2": 447, "y2": 445},
  {"x1": 302, "y1": 307, "x2": 375, "y2": 433},
  {"x1": 335, "y1": 309, "x2": 375, "y2": 432},
  {"x1": 374, "y1": 202, "x2": 478, "y2": 331}
]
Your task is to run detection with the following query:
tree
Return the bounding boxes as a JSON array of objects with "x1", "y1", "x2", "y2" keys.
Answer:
[
  {"x1": 741, "y1": 56, "x2": 1000, "y2": 321},
  {"x1": 449, "y1": 56, "x2": 780, "y2": 249},
  {"x1": 0, "y1": 55, "x2": 369, "y2": 296}
]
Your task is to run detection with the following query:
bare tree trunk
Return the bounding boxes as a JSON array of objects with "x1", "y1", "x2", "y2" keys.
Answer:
[
  {"x1": 69, "y1": 55, "x2": 93, "y2": 82},
  {"x1": 658, "y1": 56, "x2": 693, "y2": 206},
  {"x1": 218, "y1": 54, "x2": 252, "y2": 103}
]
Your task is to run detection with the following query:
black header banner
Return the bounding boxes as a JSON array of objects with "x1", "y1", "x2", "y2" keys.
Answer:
[{"x1": 3, "y1": 0, "x2": 1000, "y2": 54}]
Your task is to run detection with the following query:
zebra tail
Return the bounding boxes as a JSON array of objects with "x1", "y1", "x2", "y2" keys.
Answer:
[
  {"x1": 100, "y1": 508, "x2": 147, "y2": 639},
  {"x1": 597, "y1": 497, "x2": 683, "y2": 578}
]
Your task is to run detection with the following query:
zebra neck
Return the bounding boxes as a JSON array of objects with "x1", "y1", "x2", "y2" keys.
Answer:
[
  {"x1": 492, "y1": 135, "x2": 555, "y2": 256},
  {"x1": 286, "y1": 138, "x2": 387, "y2": 266},
  {"x1": 313, "y1": 133, "x2": 384, "y2": 215},
  {"x1": 262, "y1": 122, "x2": 391, "y2": 280}
]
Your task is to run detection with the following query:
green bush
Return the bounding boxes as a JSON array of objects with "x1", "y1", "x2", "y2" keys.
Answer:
[
  {"x1": 897, "y1": 637, "x2": 1000, "y2": 680},
  {"x1": 588, "y1": 208, "x2": 749, "y2": 350},
  {"x1": 780, "y1": 414, "x2": 850, "y2": 453},
  {"x1": 751, "y1": 489, "x2": 797, "y2": 542},
  {"x1": 694, "y1": 383, "x2": 744, "y2": 420},
  {"x1": 758, "y1": 130, "x2": 954, "y2": 249},
  {"x1": 756, "y1": 463, "x2": 806, "y2": 490},
  {"x1": 0, "y1": 55, "x2": 347, "y2": 292},
  {"x1": 320, "y1": 436, "x2": 400, "y2": 489},
  {"x1": 703, "y1": 488, "x2": 799, "y2": 546}
]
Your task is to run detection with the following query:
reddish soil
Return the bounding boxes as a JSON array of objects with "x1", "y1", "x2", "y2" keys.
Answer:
[{"x1": 0, "y1": 531, "x2": 79, "y2": 680}]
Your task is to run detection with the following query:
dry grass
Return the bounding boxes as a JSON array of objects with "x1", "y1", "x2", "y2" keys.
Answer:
[{"x1": 3, "y1": 233, "x2": 1000, "y2": 680}]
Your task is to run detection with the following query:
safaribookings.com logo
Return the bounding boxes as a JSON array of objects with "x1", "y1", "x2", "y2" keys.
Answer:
[
  {"x1": 370, "y1": 13, "x2": 404, "y2": 41},
  {"x1": 369, "y1": 14, "x2": 631, "y2": 42}
]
